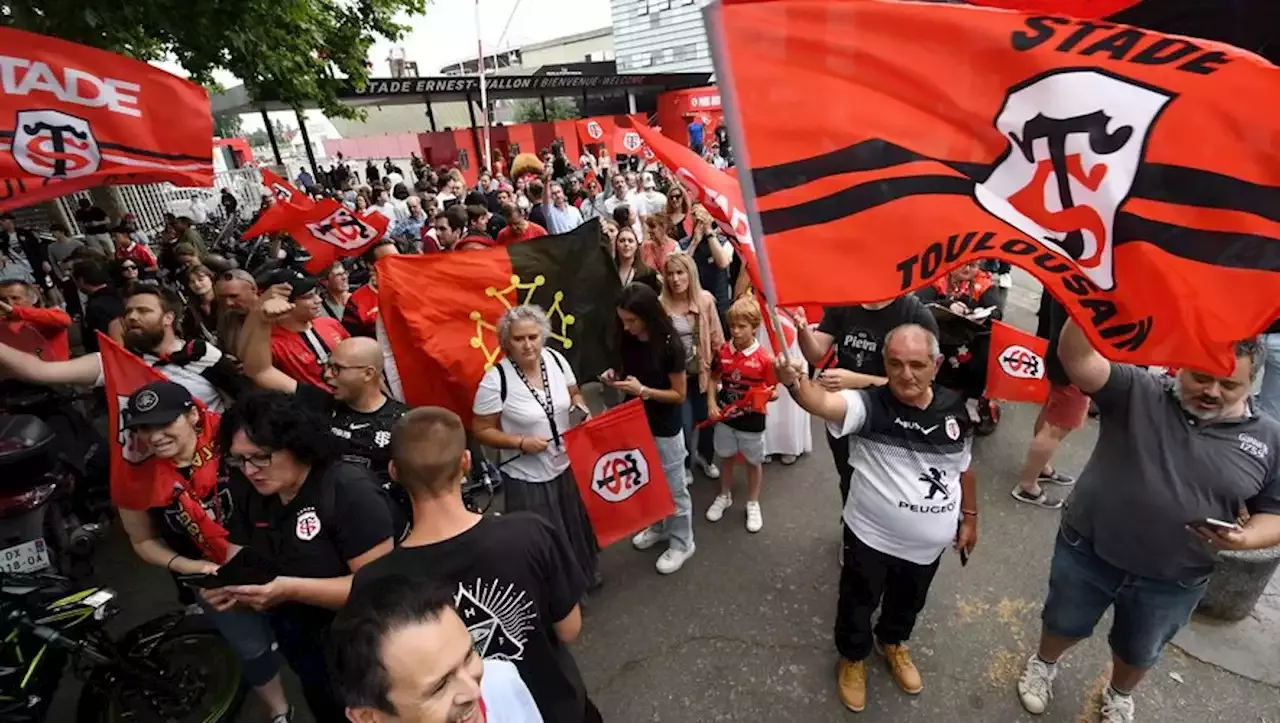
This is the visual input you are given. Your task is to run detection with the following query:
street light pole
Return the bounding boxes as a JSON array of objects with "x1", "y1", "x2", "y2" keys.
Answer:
[{"x1": 475, "y1": 0, "x2": 492, "y2": 176}]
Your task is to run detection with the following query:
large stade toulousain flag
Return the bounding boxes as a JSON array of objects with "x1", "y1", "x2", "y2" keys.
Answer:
[
  {"x1": 707, "y1": 0, "x2": 1280, "y2": 375},
  {"x1": 378, "y1": 219, "x2": 620, "y2": 422},
  {"x1": 98, "y1": 335, "x2": 230, "y2": 561},
  {"x1": 241, "y1": 169, "x2": 389, "y2": 274},
  {"x1": 0, "y1": 28, "x2": 213, "y2": 212}
]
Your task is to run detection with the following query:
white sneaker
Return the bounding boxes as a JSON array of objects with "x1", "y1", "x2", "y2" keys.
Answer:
[
  {"x1": 632, "y1": 527, "x2": 666, "y2": 550},
  {"x1": 745, "y1": 501, "x2": 763, "y2": 532},
  {"x1": 706, "y1": 494, "x2": 732, "y2": 522},
  {"x1": 655, "y1": 544, "x2": 694, "y2": 574},
  {"x1": 696, "y1": 456, "x2": 721, "y2": 480},
  {"x1": 1100, "y1": 687, "x2": 1135, "y2": 723},
  {"x1": 1017, "y1": 655, "x2": 1057, "y2": 715},
  {"x1": 683, "y1": 467, "x2": 694, "y2": 485}
]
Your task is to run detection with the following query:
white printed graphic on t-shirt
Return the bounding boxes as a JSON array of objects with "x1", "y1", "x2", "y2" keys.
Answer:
[{"x1": 455, "y1": 579, "x2": 537, "y2": 661}]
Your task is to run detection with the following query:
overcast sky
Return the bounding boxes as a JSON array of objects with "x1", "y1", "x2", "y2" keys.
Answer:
[{"x1": 231, "y1": 0, "x2": 614, "y2": 133}]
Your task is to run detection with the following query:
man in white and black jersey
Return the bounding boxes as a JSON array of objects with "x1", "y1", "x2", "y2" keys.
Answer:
[
  {"x1": 0, "y1": 284, "x2": 249, "y2": 412},
  {"x1": 775, "y1": 323, "x2": 978, "y2": 714}
]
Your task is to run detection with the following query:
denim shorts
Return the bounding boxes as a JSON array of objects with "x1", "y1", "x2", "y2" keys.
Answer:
[{"x1": 1042, "y1": 524, "x2": 1209, "y2": 668}]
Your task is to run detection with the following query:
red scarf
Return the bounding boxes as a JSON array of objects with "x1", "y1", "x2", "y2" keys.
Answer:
[{"x1": 172, "y1": 411, "x2": 231, "y2": 563}]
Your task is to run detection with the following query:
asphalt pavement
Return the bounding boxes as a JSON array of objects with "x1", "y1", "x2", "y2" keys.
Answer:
[{"x1": 61, "y1": 271, "x2": 1280, "y2": 722}]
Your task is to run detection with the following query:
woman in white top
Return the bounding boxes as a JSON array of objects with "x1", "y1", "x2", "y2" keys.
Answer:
[{"x1": 472, "y1": 304, "x2": 599, "y2": 587}]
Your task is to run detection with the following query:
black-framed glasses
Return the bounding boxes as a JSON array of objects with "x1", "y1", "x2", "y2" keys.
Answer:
[
  {"x1": 324, "y1": 361, "x2": 372, "y2": 374},
  {"x1": 225, "y1": 452, "x2": 274, "y2": 471}
]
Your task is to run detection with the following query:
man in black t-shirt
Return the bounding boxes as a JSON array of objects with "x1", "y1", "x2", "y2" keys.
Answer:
[
  {"x1": 352, "y1": 407, "x2": 599, "y2": 723},
  {"x1": 72, "y1": 260, "x2": 123, "y2": 352},
  {"x1": 789, "y1": 296, "x2": 939, "y2": 506}
]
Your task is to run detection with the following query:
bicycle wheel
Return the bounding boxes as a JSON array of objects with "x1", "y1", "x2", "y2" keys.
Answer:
[{"x1": 76, "y1": 628, "x2": 245, "y2": 723}]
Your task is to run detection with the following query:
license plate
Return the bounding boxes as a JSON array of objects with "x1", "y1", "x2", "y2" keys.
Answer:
[{"x1": 0, "y1": 538, "x2": 50, "y2": 574}]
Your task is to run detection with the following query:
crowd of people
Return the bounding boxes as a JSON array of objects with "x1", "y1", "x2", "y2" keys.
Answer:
[{"x1": 0, "y1": 131, "x2": 1277, "y2": 723}]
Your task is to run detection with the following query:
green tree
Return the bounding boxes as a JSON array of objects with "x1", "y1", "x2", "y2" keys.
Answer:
[
  {"x1": 246, "y1": 129, "x2": 270, "y2": 147},
  {"x1": 1, "y1": 0, "x2": 426, "y2": 119},
  {"x1": 213, "y1": 112, "x2": 243, "y2": 138},
  {"x1": 513, "y1": 97, "x2": 580, "y2": 123}
]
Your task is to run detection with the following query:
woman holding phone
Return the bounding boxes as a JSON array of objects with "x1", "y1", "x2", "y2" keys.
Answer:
[
  {"x1": 472, "y1": 304, "x2": 600, "y2": 588},
  {"x1": 604, "y1": 283, "x2": 694, "y2": 575},
  {"x1": 114, "y1": 381, "x2": 294, "y2": 723}
]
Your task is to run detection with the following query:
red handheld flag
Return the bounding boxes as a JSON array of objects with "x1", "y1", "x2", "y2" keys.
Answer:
[
  {"x1": 241, "y1": 170, "x2": 317, "y2": 240},
  {"x1": 0, "y1": 28, "x2": 213, "y2": 212},
  {"x1": 286, "y1": 200, "x2": 390, "y2": 275},
  {"x1": 564, "y1": 400, "x2": 676, "y2": 548},
  {"x1": 576, "y1": 117, "x2": 615, "y2": 147},
  {"x1": 711, "y1": 0, "x2": 1280, "y2": 375},
  {"x1": 613, "y1": 127, "x2": 645, "y2": 157},
  {"x1": 986, "y1": 321, "x2": 1051, "y2": 403},
  {"x1": 98, "y1": 335, "x2": 229, "y2": 561}
]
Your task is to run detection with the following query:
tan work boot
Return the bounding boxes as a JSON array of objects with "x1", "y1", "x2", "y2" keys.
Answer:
[
  {"x1": 836, "y1": 658, "x2": 867, "y2": 712},
  {"x1": 878, "y1": 642, "x2": 923, "y2": 694}
]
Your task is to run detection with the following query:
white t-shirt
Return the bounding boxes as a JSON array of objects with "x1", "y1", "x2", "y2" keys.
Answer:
[
  {"x1": 473, "y1": 348, "x2": 577, "y2": 483},
  {"x1": 828, "y1": 388, "x2": 972, "y2": 565},
  {"x1": 481, "y1": 659, "x2": 543, "y2": 722}
]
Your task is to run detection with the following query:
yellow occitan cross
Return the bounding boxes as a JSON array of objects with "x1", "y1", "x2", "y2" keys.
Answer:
[{"x1": 470, "y1": 274, "x2": 577, "y2": 370}]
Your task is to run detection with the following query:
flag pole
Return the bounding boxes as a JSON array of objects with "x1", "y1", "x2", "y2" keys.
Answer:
[
  {"x1": 475, "y1": 0, "x2": 493, "y2": 176},
  {"x1": 704, "y1": 0, "x2": 791, "y2": 362}
]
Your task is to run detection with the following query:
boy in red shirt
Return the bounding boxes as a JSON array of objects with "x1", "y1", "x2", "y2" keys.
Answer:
[
  {"x1": 705, "y1": 296, "x2": 778, "y2": 533},
  {"x1": 0, "y1": 279, "x2": 71, "y2": 360},
  {"x1": 111, "y1": 225, "x2": 159, "y2": 274}
]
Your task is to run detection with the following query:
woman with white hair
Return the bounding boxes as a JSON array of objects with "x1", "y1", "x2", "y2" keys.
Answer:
[{"x1": 472, "y1": 304, "x2": 599, "y2": 587}]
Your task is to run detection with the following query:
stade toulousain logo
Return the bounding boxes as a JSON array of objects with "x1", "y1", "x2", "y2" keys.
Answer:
[
  {"x1": 973, "y1": 69, "x2": 1173, "y2": 292},
  {"x1": 13, "y1": 109, "x2": 102, "y2": 179},
  {"x1": 591, "y1": 448, "x2": 651, "y2": 503},
  {"x1": 997, "y1": 344, "x2": 1046, "y2": 380},
  {"x1": 115, "y1": 394, "x2": 155, "y2": 465},
  {"x1": 585, "y1": 120, "x2": 605, "y2": 140},
  {"x1": 306, "y1": 207, "x2": 380, "y2": 250},
  {"x1": 621, "y1": 131, "x2": 643, "y2": 153}
]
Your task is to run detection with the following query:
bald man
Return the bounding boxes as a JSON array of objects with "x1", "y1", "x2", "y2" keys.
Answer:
[{"x1": 239, "y1": 291, "x2": 410, "y2": 494}]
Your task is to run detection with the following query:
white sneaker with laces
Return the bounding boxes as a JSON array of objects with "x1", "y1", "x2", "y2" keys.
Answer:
[
  {"x1": 696, "y1": 456, "x2": 721, "y2": 479},
  {"x1": 745, "y1": 501, "x2": 763, "y2": 533},
  {"x1": 632, "y1": 527, "x2": 666, "y2": 550},
  {"x1": 655, "y1": 544, "x2": 695, "y2": 574},
  {"x1": 1100, "y1": 687, "x2": 1135, "y2": 723},
  {"x1": 683, "y1": 467, "x2": 693, "y2": 485},
  {"x1": 1017, "y1": 655, "x2": 1057, "y2": 715},
  {"x1": 706, "y1": 494, "x2": 732, "y2": 522}
]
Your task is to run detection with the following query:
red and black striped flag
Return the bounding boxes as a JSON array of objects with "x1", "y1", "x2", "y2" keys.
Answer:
[
  {"x1": 709, "y1": 0, "x2": 1279, "y2": 375},
  {"x1": 378, "y1": 220, "x2": 620, "y2": 423}
]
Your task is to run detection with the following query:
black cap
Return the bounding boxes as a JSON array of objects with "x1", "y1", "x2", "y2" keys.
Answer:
[
  {"x1": 124, "y1": 381, "x2": 194, "y2": 430},
  {"x1": 258, "y1": 267, "x2": 318, "y2": 301}
]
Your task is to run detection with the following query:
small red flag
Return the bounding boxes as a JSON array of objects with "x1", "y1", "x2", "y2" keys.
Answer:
[
  {"x1": 575, "y1": 116, "x2": 614, "y2": 147},
  {"x1": 986, "y1": 320, "x2": 1051, "y2": 403},
  {"x1": 564, "y1": 399, "x2": 676, "y2": 548},
  {"x1": 613, "y1": 127, "x2": 645, "y2": 157},
  {"x1": 287, "y1": 200, "x2": 389, "y2": 275},
  {"x1": 241, "y1": 169, "x2": 316, "y2": 240},
  {"x1": 99, "y1": 335, "x2": 230, "y2": 561}
]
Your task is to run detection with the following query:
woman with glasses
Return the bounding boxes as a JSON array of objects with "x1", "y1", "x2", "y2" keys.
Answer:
[
  {"x1": 213, "y1": 389, "x2": 396, "y2": 723},
  {"x1": 318, "y1": 262, "x2": 351, "y2": 323},
  {"x1": 664, "y1": 182, "x2": 694, "y2": 242},
  {"x1": 115, "y1": 258, "x2": 142, "y2": 295},
  {"x1": 115, "y1": 381, "x2": 296, "y2": 723},
  {"x1": 472, "y1": 304, "x2": 600, "y2": 590}
]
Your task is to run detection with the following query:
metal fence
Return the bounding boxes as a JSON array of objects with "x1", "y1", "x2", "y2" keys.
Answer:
[{"x1": 54, "y1": 167, "x2": 265, "y2": 237}]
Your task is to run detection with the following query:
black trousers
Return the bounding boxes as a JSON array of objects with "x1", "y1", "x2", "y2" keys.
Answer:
[
  {"x1": 834, "y1": 526, "x2": 941, "y2": 662},
  {"x1": 826, "y1": 431, "x2": 853, "y2": 505}
]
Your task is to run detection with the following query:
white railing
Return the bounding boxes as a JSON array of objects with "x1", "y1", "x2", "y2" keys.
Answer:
[{"x1": 55, "y1": 168, "x2": 265, "y2": 237}]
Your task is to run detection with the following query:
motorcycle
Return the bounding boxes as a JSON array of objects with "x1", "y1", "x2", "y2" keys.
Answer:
[
  {"x1": 0, "y1": 570, "x2": 245, "y2": 722},
  {"x1": 0, "y1": 384, "x2": 112, "y2": 580}
]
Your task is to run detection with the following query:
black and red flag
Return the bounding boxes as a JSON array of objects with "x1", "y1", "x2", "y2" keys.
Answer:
[
  {"x1": 0, "y1": 28, "x2": 214, "y2": 212},
  {"x1": 986, "y1": 320, "x2": 1052, "y2": 403},
  {"x1": 378, "y1": 219, "x2": 620, "y2": 423},
  {"x1": 241, "y1": 169, "x2": 316, "y2": 239},
  {"x1": 708, "y1": 0, "x2": 1280, "y2": 375}
]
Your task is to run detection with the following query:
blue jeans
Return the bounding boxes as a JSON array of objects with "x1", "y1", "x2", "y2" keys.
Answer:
[
  {"x1": 1257, "y1": 333, "x2": 1280, "y2": 420},
  {"x1": 1042, "y1": 525, "x2": 1209, "y2": 668},
  {"x1": 681, "y1": 374, "x2": 714, "y2": 468},
  {"x1": 649, "y1": 432, "x2": 693, "y2": 551},
  {"x1": 198, "y1": 599, "x2": 279, "y2": 686}
]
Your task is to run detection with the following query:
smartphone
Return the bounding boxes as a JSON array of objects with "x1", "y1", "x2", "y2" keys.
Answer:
[
  {"x1": 959, "y1": 548, "x2": 970, "y2": 567},
  {"x1": 1190, "y1": 517, "x2": 1243, "y2": 534},
  {"x1": 175, "y1": 573, "x2": 225, "y2": 589}
]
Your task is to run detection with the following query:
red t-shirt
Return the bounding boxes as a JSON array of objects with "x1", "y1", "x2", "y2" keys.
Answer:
[
  {"x1": 2, "y1": 306, "x2": 72, "y2": 361},
  {"x1": 713, "y1": 340, "x2": 776, "y2": 433},
  {"x1": 115, "y1": 242, "x2": 157, "y2": 268},
  {"x1": 495, "y1": 221, "x2": 548, "y2": 246},
  {"x1": 270, "y1": 317, "x2": 349, "y2": 388}
]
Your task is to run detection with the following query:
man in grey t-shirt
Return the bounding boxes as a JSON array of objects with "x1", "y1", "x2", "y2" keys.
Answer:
[{"x1": 1017, "y1": 321, "x2": 1280, "y2": 723}]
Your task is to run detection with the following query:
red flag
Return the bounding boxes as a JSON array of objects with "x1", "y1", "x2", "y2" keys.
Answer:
[
  {"x1": 628, "y1": 117, "x2": 782, "y2": 354},
  {"x1": 98, "y1": 335, "x2": 230, "y2": 561},
  {"x1": 379, "y1": 221, "x2": 618, "y2": 424},
  {"x1": 564, "y1": 399, "x2": 675, "y2": 548},
  {"x1": 0, "y1": 28, "x2": 213, "y2": 212},
  {"x1": 286, "y1": 200, "x2": 389, "y2": 275},
  {"x1": 712, "y1": 0, "x2": 1280, "y2": 375},
  {"x1": 613, "y1": 127, "x2": 645, "y2": 157},
  {"x1": 241, "y1": 169, "x2": 317, "y2": 240},
  {"x1": 986, "y1": 321, "x2": 1051, "y2": 403},
  {"x1": 575, "y1": 116, "x2": 614, "y2": 147}
]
